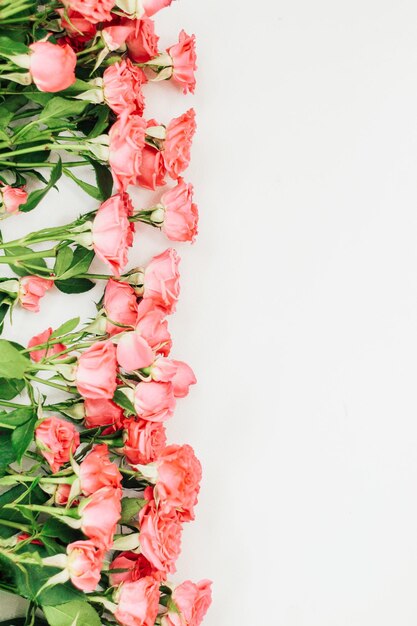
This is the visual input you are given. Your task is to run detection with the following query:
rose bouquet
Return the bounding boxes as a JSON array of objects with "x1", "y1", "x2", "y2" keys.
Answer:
[{"x1": 0, "y1": 2, "x2": 211, "y2": 626}]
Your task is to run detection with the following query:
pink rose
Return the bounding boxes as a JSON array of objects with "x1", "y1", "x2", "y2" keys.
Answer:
[
  {"x1": 126, "y1": 17, "x2": 159, "y2": 63},
  {"x1": 62, "y1": 0, "x2": 114, "y2": 24},
  {"x1": 163, "y1": 109, "x2": 196, "y2": 180},
  {"x1": 102, "y1": 25, "x2": 134, "y2": 51},
  {"x1": 156, "y1": 444, "x2": 202, "y2": 522},
  {"x1": 167, "y1": 31, "x2": 197, "y2": 94},
  {"x1": 18, "y1": 276, "x2": 53, "y2": 313},
  {"x1": 79, "y1": 444, "x2": 122, "y2": 495},
  {"x1": 109, "y1": 112, "x2": 147, "y2": 190},
  {"x1": 162, "y1": 580, "x2": 212, "y2": 626},
  {"x1": 59, "y1": 9, "x2": 97, "y2": 40},
  {"x1": 143, "y1": 0, "x2": 173, "y2": 17},
  {"x1": 117, "y1": 332, "x2": 154, "y2": 371},
  {"x1": 29, "y1": 42, "x2": 76, "y2": 92},
  {"x1": 160, "y1": 179, "x2": 198, "y2": 242},
  {"x1": 104, "y1": 279, "x2": 138, "y2": 336},
  {"x1": 136, "y1": 300, "x2": 172, "y2": 356},
  {"x1": 80, "y1": 486, "x2": 122, "y2": 550},
  {"x1": 104, "y1": 59, "x2": 146, "y2": 116},
  {"x1": 67, "y1": 540, "x2": 104, "y2": 592},
  {"x1": 27, "y1": 327, "x2": 66, "y2": 363},
  {"x1": 1, "y1": 185, "x2": 28, "y2": 214},
  {"x1": 76, "y1": 341, "x2": 117, "y2": 400},
  {"x1": 92, "y1": 194, "x2": 133, "y2": 276},
  {"x1": 84, "y1": 397, "x2": 123, "y2": 429},
  {"x1": 114, "y1": 577, "x2": 160, "y2": 626},
  {"x1": 139, "y1": 488, "x2": 182, "y2": 575},
  {"x1": 55, "y1": 483, "x2": 77, "y2": 506},
  {"x1": 35, "y1": 417, "x2": 80, "y2": 473},
  {"x1": 136, "y1": 120, "x2": 166, "y2": 190},
  {"x1": 134, "y1": 381, "x2": 175, "y2": 423},
  {"x1": 123, "y1": 418, "x2": 167, "y2": 465},
  {"x1": 143, "y1": 249, "x2": 180, "y2": 314},
  {"x1": 109, "y1": 552, "x2": 157, "y2": 587},
  {"x1": 152, "y1": 359, "x2": 196, "y2": 398}
]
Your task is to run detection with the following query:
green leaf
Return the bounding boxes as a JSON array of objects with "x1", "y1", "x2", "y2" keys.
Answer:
[
  {"x1": 3, "y1": 95, "x2": 28, "y2": 113},
  {"x1": 87, "y1": 106, "x2": 110, "y2": 139},
  {"x1": 0, "y1": 339, "x2": 30, "y2": 379},
  {"x1": 23, "y1": 91, "x2": 54, "y2": 106},
  {"x1": 38, "y1": 98, "x2": 89, "y2": 126},
  {"x1": 0, "y1": 429, "x2": 17, "y2": 474},
  {"x1": 0, "y1": 37, "x2": 29, "y2": 58},
  {"x1": 120, "y1": 497, "x2": 147, "y2": 524},
  {"x1": 58, "y1": 247, "x2": 94, "y2": 280},
  {"x1": 42, "y1": 601, "x2": 101, "y2": 626},
  {"x1": 86, "y1": 157, "x2": 113, "y2": 200},
  {"x1": 20, "y1": 159, "x2": 62, "y2": 213},
  {"x1": 53, "y1": 247, "x2": 74, "y2": 279},
  {"x1": 113, "y1": 389, "x2": 136, "y2": 416},
  {"x1": 0, "y1": 109, "x2": 13, "y2": 128},
  {"x1": 41, "y1": 518, "x2": 81, "y2": 544},
  {"x1": 5, "y1": 245, "x2": 48, "y2": 277},
  {"x1": 0, "y1": 377, "x2": 25, "y2": 400},
  {"x1": 0, "y1": 484, "x2": 48, "y2": 537},
  {"x1": 55, "y1": 278, "x2": 95, "y2": 294},
  {"x1": 11, "y1": 409, "x2": 36, "y2": 462},
  {"x1": 64, "y1": 168, "x2": 103, "y2": 201},
  {"x1": 0, "y1": 407, "x2": 33, "y2": 427},
  {"x1": 49, "y1": 317, "x2": 79, "y2": 339}
]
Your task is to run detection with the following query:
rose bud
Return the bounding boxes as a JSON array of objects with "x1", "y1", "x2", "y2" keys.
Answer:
[
  {"x1": 158, "y1": 178, "x2": 198, "y2": 242},
  {"x1": 67, "y1": 540, "x2": 104, "y2": 592},
  {"x1": 109, "y1": 112, "x2": 147, "y2": 190},
  {"x1": 18, "y1": 276, "x2": 53, "y2": 313},
  {"x1": 29, "y1": 41, "x2": 76, "y2": 92},
  {"x1": 0, "y1": 185, "x2": 27, "y2": 215},
  {"x1": 35, "y1": 416, "x2": 80, "y2": 473},
  {"x1": 123, "y1": 418, "x2": 167, "y2": 465},
  {"x1": 76, "y1": 341, "x2": 117, "y2": 400},
  {"x1": 27, "y1": 327, "x2": 66, "y2": 363},
  {"x1": 62, "y1": 0, "x2": 114, "y2": 24},
  {"x1": 167, "y1": 30, "x2": 197, "y2": 94},
  {"x1": 92, "y1": 194, "x2": 133, "y2": 276},
  {"x1": 104, "y1": 278, "x2": 139, "y2": 336},
  {"x1": 134, "y1": 381, "x2": 176, "y2": 422},
  {"x1": 163, "y1": 108, "x2": 196, "y2": 180},
  {"x1": 79, "y1": 486, "x2": 122, "y2": 550},
  {"x1": 79, "y1": 444, "x2": 122, "y2": 495},
  {"x1": 161, "y1": 580, "x2": 213, "y2": 626},
  {"x1": 114, "y1": 577, "x2": 160, "y2": 626},
  {"x1": 126, "y1": 17, "x2": 159, "y2": 63},
  {"x1": 143, "y1": 249, "x2": 180, "y2": 314},
  {"x1": 103, "y1": 59, "x2": 146, "y2": 116},
  {"x1": 109, "y1": 552, "x2": 157, "y2": 587}
]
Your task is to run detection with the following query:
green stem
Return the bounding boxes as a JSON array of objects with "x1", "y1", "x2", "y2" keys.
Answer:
[
  {"x1": 25, "y1": 374, "x2": 74, "y2": 393},
  {"x1": 0, "y1": 518, "x2": 30, "y2": 532},
  {"x1": 0, "y1": 248, "x2": 57, "y2": 262}
]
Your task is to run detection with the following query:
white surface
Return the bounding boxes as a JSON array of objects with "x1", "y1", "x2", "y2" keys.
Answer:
[{"x1": 3, "y1": 0, "x2": 417, "y2": 624}]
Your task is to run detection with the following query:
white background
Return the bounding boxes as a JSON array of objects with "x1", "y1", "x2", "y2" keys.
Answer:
[{"x1": 3, "y1": 0, "x2": 417, "y2": 624}]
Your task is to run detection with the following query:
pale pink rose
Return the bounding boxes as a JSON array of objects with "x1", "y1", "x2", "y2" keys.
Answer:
[
  {"x1": 162, "y1": 580, "x2": 212, "y2": 626},
  {"x1": 62, "y1": 0, "x2": 114, "y2": 24},
  {"x1": 134, "y1": 381, "x2": 175, "y2": 422},
  {"x1": 1, "y1": 185, "x2": 28, "y2": 214},
  {"x1": 27, "y1": 327, "x2": 66, "y2": 363},
  {"x1": 80, "y1": 486, "x2": 122, "y2": 550},
  {"x1": 151, "y1": 358, "x2": 196, "y2": 398},
  {"x1": 156, "y1": 444, "x2": 202, "y2": 522},
  {"x1": 35, "y1": 417, "x2": 80, "y2": 473},
  {"x1": 59, "y1": 9, "x2": 97, "y2": 40},
  {"x1": 143, "y1": 249, "x2": 180, "y2": 314},
  {"x1": 143, "y1": 0, "x2": 173, "y2": 17},
  {"x1": 109, "y1": 112, "x2": 147, "y2": 190},
  {"x1": 109, "y1": 552, "x2": 157, "y2": 587},
  {"x1": 29, "y1": 42, "x2": 76, "y2": 92},
  {"x1": 79, "y1": 444, "x2": 122, "y2": 495},
  {"x1": 67, "y1": 540, "x2": 104, "y2": 592},
  {"x1": 102, "y1": 24, "x2": 134, "y2": 51},
  {"x1": 104, "y1": 279, "x2": 139, "y2": 336},
  {"x1": 163, "y1": 109, "x2": 196, "y2": 180},
  {"x1": 104, "y1": 59, "x2": 146, "y2": 116},
  {"x1": 18, "y1": 276, "x2": 53, "y2": 313},
  {"x1": 114, "y1": 577, "x2": 160, "y2": 626},
  {"x1": 136, "y1": 300, "x2": 172, "y2": 356},
  {"x1": 84, "y1": 397, "x2": 124, "y2": 429},
  {"x1": 126, "y1": 17, "x2": 159, "y2": 63},
  {"x1": 139, "y1": 489, "x2": 182, "y2": 575},
  {"x1": 123, "y1": 418, "x2": 167, "y2": 465},
  {"x1": 92, "y1": 194, "x2": 133, "y2": 276},
  {"x1": 117, "y1": 332, "x2": 154, "y2": 371},
  {"x1": 167, "y1": 31, "x2": 197, "y2": 94},
  {"x1": 76, "y1": 341, "x2": 117, "y2": 400},
  {"x1": 160, "y1": 179, "x2": 198, "y2": 242}
]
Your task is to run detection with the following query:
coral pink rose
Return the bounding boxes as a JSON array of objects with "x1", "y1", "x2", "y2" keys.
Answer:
[
  {"x1": 134, "y1": 381, "x2": 175, "y2": 422},
  {"x1": 139, "y1": 488, "x2": 182, "y2": 575},
  {"x1": 79, "y1": 444, "x2": 122, "y2": 495},
  {"x1": 59, "y1": 9, "x2": 97, "y2": 40},
  {"x1": 92, "y1": 194, "x2": 133, "y2": 276},
  {"x1": 167, "y1": 31, "x2": 197, "y2": 94},
  {"x1": 109, "y1": 552, "x2": 157, "y2": 587},
  {"x1": 163, "y1": 109, "x2": 196, "y2": 180},
  {"x1": 162, "y1": 580, "x2": 212, "y2": 626},
  {"x1": 151, "y1": 359, "x2": 196, "y2": 398},
  {"x1": 109, "y1": 112, "x2": 147, "y2": 190},
  {"x1": 104, "y1": 59, "x2": 146, "y2": 116},
  {"x1": 160, "y1": 179, "x2": 198, "y2": 242},
  {"x1": 136, "y1": 145, "x2": 166, "y2": 190},
  {"x1": 1, "y1": 185, "x2": 27, "y2": 214},
  {"x1": 29, "y1": 42, "x2": 76, "y2": 92},
  {"x1": 35, "y1": 417, "x2": 80, "y2": 473},
  {"x1": 104, "y1": 279, "x2": 138, "y2": 335},
  {"x1": 67, "y1": 540, "x2": 104, "y2": 592},
  {"x1": 143, "y1": 0, "x2": 173, "y2": 17},
  {"x1": 55, "y1": 483, "x2": 77, "y2": 506},
  {"x1": 123, "y1": 418, "x2": 167, "y2": 465},
  {"x1": 102, "y1": 24, "x2": 134, "y2": 51},
  {"x1": 27, "y1": 327, "x2": 66, "y2": 363},
  {"x1": 62, "y1": 0, "x2": 114, "y2": 23},
  {"x1": 114, "y1": 577, "x2": 160, "y2": 626},
  {"x1": 80, "y1": 486, "x2": 122, "y2": 550},
  {"x1": 18, "y1": 276, "x2": 53, "y2": 313},
  {"x1": 136, "y1": 300, "x2": 172, "y2": 356},
  {"x1": 143, "y1": 249, "x2": 180, "y2": 314},
  {"x1": 117, "y1": 332, "x2": 154, "y2": 371},
  {"x1": 76, "y1": 341, "x2": 117, "y2": 400},
  {"x1": 156, "y1": 444, "x2": 202, "y2": 521},
  {"x1": 126, "y1": 17, "x2": 159, "y2": 63},
  {"x1": 84, "y1": 397, "x2": 124, "y2": 429}
]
